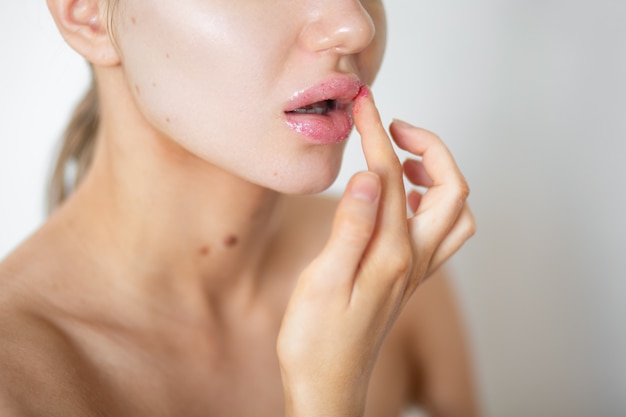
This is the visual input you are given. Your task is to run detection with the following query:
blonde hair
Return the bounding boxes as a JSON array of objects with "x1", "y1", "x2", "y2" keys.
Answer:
[
  {"x1": 47, "y1": 78, "x2": 100, "y2": 213},
  {"x1": 47, "y1": 0, "x2": 119, "y2": 213}
]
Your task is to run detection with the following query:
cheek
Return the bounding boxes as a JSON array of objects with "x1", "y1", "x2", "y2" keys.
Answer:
[
  {"x1": 359, "y1": 3, "x2": 387, "y2": 84},
  {"x1": 113, "y1": 3, "x2": 282, "y2": 154}
]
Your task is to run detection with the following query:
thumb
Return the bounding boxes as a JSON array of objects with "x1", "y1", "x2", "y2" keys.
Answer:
[{"x1": 310, "y1": 171, "x2": 381, "y2": 290}]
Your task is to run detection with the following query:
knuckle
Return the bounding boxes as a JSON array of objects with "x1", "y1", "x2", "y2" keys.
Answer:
[
  {"x1": 451, "y1": 179, "x2": 470, "y2": 207},
  {"x1": 383, "y1": 244, "x2": 413, "y2": 278},
  {"x1": 458, "y1": 179, "x2": 470, "y2": 200}
]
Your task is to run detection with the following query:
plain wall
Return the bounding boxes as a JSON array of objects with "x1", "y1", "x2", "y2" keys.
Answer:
[{"x1": 2, "y1": 1, "x2": 625, "y2": 416}]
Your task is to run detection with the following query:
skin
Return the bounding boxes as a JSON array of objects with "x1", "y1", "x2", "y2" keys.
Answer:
[{"x1": 0, "y1": 0, "x2": 478, "y2": 416}]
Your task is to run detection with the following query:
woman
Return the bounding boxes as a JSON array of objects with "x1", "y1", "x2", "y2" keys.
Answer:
[{"x1": 0, "y1": 0, "x2": 478, "y2": 416}]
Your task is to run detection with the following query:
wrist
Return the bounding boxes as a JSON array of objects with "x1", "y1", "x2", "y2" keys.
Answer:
[{"x1": 281, "y1": 371, "x2": 368, "y2": 417}]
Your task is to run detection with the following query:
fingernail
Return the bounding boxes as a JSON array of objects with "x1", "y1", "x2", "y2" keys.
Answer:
[
  {"x1": 392, "y1": 118, "x2": 415, "y2": 130},
  {"x1": 350, "y1": 172, "x2": 380, "y2": 203}
]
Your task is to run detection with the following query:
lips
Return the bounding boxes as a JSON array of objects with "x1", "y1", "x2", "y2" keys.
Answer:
[{"x1": 284, "y1": 75, "x2": 364, "y2": 145}]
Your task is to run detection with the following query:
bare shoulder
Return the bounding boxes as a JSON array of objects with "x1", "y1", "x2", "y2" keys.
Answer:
[
  {"x1": 397, "y1": 267, "x2": 481, "y2": 416},
  {"x1": 398, "y1": 267, "x2": 466, "y2": 333},
  {"x1": 0, "y1": 302, "x2": 87, "y2": 416},
  {"x1": 0, "y1": 248, "x2": 101, "y2": 416}
]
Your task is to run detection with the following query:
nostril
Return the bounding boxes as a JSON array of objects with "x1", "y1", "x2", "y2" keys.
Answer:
[{"x1": 299, "y1": 2, "x2": 376, "y2": 55}]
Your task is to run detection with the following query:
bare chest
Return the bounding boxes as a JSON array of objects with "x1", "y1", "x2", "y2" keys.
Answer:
[{"x1": 70, "y1": 324, "x2": 413, "y2": 417}]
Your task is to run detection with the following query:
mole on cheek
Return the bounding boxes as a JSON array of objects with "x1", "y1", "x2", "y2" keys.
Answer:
[
  {"x1": 166, "y1": 53, "x2": 171, "y2": 59},
  {"x1": 223, "y1": 235, "x2": 239, "y2": 248},
  {"x1": 165, "y1": 117, "x2": 171, "y2": 124},
  {"x1": 131, "y1": 17, "x2": 137, "y2": 25},
  {"x1": 198, "y1": 246, "x2": 210, "y2": 256}
]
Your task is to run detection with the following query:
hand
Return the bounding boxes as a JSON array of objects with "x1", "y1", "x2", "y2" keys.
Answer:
[{"x1": 277, "y1": 87, "x2": 475, "y2": 417}]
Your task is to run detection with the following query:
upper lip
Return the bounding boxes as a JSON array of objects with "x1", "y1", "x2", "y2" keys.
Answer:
[{"x1": 284, "y1": 74, "x2": 364, "y2": 113}]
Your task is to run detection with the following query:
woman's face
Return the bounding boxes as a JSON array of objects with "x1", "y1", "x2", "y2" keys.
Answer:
[{"x1": 111, "y1": 0, "x2": 386, "y2": 193}]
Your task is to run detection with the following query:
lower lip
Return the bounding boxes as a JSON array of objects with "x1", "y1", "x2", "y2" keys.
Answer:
[{"x1": 284, "y1": 107, "x2": 354, "y2": 145}]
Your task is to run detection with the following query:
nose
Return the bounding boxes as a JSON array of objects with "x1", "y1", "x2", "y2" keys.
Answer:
[{"x1": 299, "y1": 0, "x2": 376, "y2": 55}]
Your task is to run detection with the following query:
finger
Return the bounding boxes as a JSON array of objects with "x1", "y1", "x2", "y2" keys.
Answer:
[
  {"x1": 354, "y1": 87, "x2": 407, "y2": 229},
  {"x1": 403, "y1": 159, "x2": 430, "y2": 216},
  {"x1": 403, "y1": 159, "x2": 433, "y2": 188},
  {"x1": 390, "y1": 121, "x2": 471, "y2": 303},
  {"x1": 399, "y1": 203, "x2": 474, "y2": 308},
  {"x1": 426, "y1": 202, "x2": 476, "y2": 275},
  {"x1": 309, "y1": 171, "x2": 381, "y2": 295},
  {"x1": 407, "y1": 189, "x2": 423, "y2": 215},
  {"x1": 407, "y1": 183, "x2": 467, "y2": 288},
  {"x1": 391, "y1": 119, "x2": 469, "y2": 248},
  {"x1": 390, "y1": 120, "x2": 466, "y2": 191},
  {"x1": 352, "y1": 88, "x2": 413, "y2": 297}
]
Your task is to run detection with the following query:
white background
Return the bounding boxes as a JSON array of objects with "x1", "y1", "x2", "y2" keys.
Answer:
[{"x1": 2, "y1": 1, "x2": 626, "y2": 416}]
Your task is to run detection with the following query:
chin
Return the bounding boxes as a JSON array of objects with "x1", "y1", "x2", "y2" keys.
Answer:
[
  {"x1": 271, "y1": 171, "x2": 341, "y2": 196},
  {"x1": 258, "y1": 156, "x2": 343, "y2": 196}
]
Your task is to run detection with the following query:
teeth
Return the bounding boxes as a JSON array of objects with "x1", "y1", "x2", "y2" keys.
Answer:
[
  {"x1": 292, "y1": 106, "x2": 325, "y2": 115},
  {"x1": 291, "y1": 100, "x2": 335, "y2": 115}
]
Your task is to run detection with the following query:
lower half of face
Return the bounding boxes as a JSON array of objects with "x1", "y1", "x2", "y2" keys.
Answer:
[{"x1": 112, "y1": 0, "x2": 386, "y2": 194}]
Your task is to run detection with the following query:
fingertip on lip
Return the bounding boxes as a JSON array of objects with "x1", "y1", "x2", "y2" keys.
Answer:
[
  {"x1": 356, "y1": 84, "x2": 371, "y2": 99},
  {"x1": 352, "y1": 85, "x2": 374, "y2": 120}
]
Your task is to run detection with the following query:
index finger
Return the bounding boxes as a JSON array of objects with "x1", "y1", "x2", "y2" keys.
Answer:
[{"x1": 353, "y1": 88, "x2": 407, "y2": 229}]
